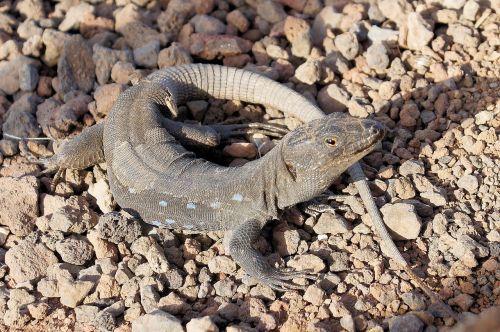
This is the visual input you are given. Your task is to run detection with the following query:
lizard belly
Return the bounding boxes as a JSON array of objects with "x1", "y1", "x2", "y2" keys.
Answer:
[{"x1": 107, "y1": 167, "x2": 257, "y2": 231}]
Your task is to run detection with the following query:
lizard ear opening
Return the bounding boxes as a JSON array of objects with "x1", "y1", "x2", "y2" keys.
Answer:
[{"x1": 284, "y1": 160, "x2": 297, "y2": 181}]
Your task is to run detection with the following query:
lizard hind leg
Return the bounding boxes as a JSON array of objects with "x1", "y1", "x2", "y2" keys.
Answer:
[{"x1": 228, "y1": 219, "x2": 315, "y2": 292}]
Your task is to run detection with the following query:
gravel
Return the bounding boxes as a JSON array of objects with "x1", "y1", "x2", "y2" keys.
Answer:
[{"x1": 0, "y1": 0, "x2": 499, "y2": 331}]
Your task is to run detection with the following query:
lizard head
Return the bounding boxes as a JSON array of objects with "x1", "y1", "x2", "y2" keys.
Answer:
[{"x1": 276, "y1": 112, "x2": 385, "y2": 206}]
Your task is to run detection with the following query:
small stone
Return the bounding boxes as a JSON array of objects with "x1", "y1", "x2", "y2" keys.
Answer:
[
  {"x1": 457, "y1": 174, "x2": 479, "y2": 194},
  {"x1": 59, "y1": 279, "x2": 95, "y2": 308},
  {"x1": 474, "y1": 111, "x2": 493, "y2": 125},
  {"x1": 190, "y1": 15, "x2": 226, "y2": 35},
  {"x1": 208, "y1": 256, "x2": 237, "y2": 275},
  {"x1": 214, "y1": 278, "x2": 237, "y2": 297},
  {"x1": 287, "y1": 254, "x2": 325, "y2": 273},
  {"x1": 120, "y1": 21, "x2": 167, "y2": 49},
  {"x1": 59, "y1": 3, "x2": 94, "y2": 32},
  {"x1": 313, "y1": 213, "x2": 349, "y2": 235},
  {"x1": 92, "y1": 44, "x2": 133, "y2": 85},
  {"x1": 42, "y1": 29, "x2": 70, "y2": 67},
  {"x1": 93, "y1": 83, "x2": 127, "y2": 118},
  {"x1": 303, "y1": 285, "x2": 326, "y2": 306},
  {"x1": 367, "y1": 26, "x2": 399, "y2": 44},
  {"x1": 133, "y1": 41, "x2": 160, "y2": 69},
  {"x1": 0, "y1": 226, "x2": 8, "y2": 246},
  {"x1": 399, "y1": 160, "x2": 425, "y2": 176},
  {"x1": 158, "y1": 43, "x2": 192, "y2": 69},
  {"x1": 186, "y1": 316, "x2": 219, "y2": 332},
  {"x1": 335, "y1": 32, "x2": 359, "y2": 60},
  {"x1": 132, "y1": 309, "x2": 184, "y2": 332},
  {"x1": 0, "y1": 176, "x2": 39, "y2": 236},
  {"x1": 50, "y1": 196, "x2": 99, "y2": 234},
  {"x1": 311, "y1": 6, "x2": 343, "y2": 45},
  {"x1": 18, "y1": 63, "x2": 39, "y2": 91},
  {"x1": 441, "y1": 0, "x2": 466, "y2": 9},
  {"x1": 449, "y1": 293, "x2": 474, "y2": 311},
  {"x1": 273, "y1": 225, "x2": 300, "y2": 256},
  {"x1": 380, "y1": 203, "x2": 422, "y2": 240},
  {"x1": 401, "y1": 292, "x2": 427, "y2": 311},
  {"x1": 284, "y1": 16, "x2": 311, "y2": 58},
  {"x1": 317, "y1": 84, "x2": 349, "y2": 113},
  {"x1": 257, "y1": 0, "x2": 287, "y2": 24},
  {"x1": 111, "y1": 61, "x2": 135, "y2": 84},
  {"x1": 56, "y1": 236, "x2": 94, "y2": 265},
  {"x1": 186, "y1": 100, "x2": 208, "y2": 120},
  {"x1": 294, "y1": 59, "x2": 321, "y2": 85},
  {"x1": 389, "y1": 313, "x2": 424, "y2": 332},
  {"x1": 340, "y1": 314, "x2": 355, "y2": 332},
  {"x1": 0, "y1": 56, "x2": 39, "y2": 94},
  {"x1": 97, "y1": 212, "x2": 142, "y2": 244},
  {"x1": 57, "y1": 35, "x2": 95, "y2": 95},
  {"x1": 5, "y1": 240, "x2": 58, "y2": 283},
  {"x1": 189, "y1": 33, "x2": 252, "y2": 60},
  {"x1": 406, "y1": 12, "x2": 434, "y2": 50},
  {"x1": 88, "y1": 179, "x2": 114, "y2": 213},
  {"x1": 378, "y1": 81, "x2": 396, "y2": 100},
  {"x1": 223, "y1": 142, "x2": 257, "y2": 159},
  {"x1": 463, "y1": 0, "x2": 480, "y2": 21},
  {"x1": 140, "y1": 285, "x2": 160, "y2": 314},
  {"x1": 366, "y1": 43, "x2": 389, "y2": 70},
  {"x1": 226, "y1": 10, "x2": 249, "y2": 33}
]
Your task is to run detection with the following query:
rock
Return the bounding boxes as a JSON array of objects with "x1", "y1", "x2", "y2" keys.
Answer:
[
  {"x1": 88, "y1": 179, "x2": 114, "y2": 213},
  {"x1": 380, "y1": 203, "x2": 422, "y2": 240},
  {"x1": 55, "y1": 236, "x2": 94, "y2": 265},
  {"x1": 59, "y1": 3, "x2": 94, "y2": 32},
  {"x1": 59, "y1": 278, "x2": 95, "y2": 308},
  {"x1": 378, "y1": 81, "x2": 397, "y2": 100},
  {"x1": 87, "y1": 230, "x2": 118, "y2": 260},
  {"x1": 389, "y1": 313, "x2": 424, "y2": 332},
  {"x1": 284, "y1": 16, "x2": 311, "y2": 58},
  {"x1": 119, "y1": 21, "x2": 167, "y2": 49},
  {"x1": 366, "y1": 42, "x2": 389, "y2": 70},
  {"x1": 401, "y1": 292, "x2": 427, "y2": 311},
  {"x1": 463, "y1": 0, "x2": 480, "y2": 21},
  {"x1": 317, "y1": 84, "x2": 349, "y2": 113},
  {"x1": 0, "y1": 56, "x2": 39, "y2": 95},
  {"x1": 97, "y1": 212, "x2": 142, "y2": 244},
  {"x1": 57, "y1": 35, "x2": 95, "y2": 95},
  {"x1": 186, "y1": 100, "x2": 208, "y2": 120},
  {"x1": 313, "y1": 213, "x2": 349, "y2": 235},
  {"x1": 36, "y1": 94, "x2": 92, "y2": 138},
  {"x1": 447, "y1": 24, "x2": 479, "y2": 48},
  {"x1": 158, "y1": 43, "x2": 192, "y2": 69},
  {"x1": 226, "y1": 10, "x2": 249, "y2": 33},
  {"x1": 287, "y1": 254, "x2": 325, "y2": 273},
  {"x1": 16, "y1": 0, "x2": 45, "y2": 19},
  {"x1": 187, "y1": 316, "x2": 219, "y2": 332},
  {"x1": 189, "y1": 33, "x2": 252, "y2": 60},
  {"x1": 368, "y1": 26, "x2": 399, "y2": 44},
  {"x1": 399, "y1": 160, "x2": 425, "y2": 176},
  {"x1": 208, "y1": 256, "x2": 237, "y2": 274},
  {"x1": 0, "y1": 176, "x2": 39, "y2": 236},
  {"x1": 257, "y1": 0, "x2": 287, "y2": 24},
  {"x1": 133, "y1": 41, "x2": 160, "y2": 68},
  {"x1": 340, "y1": 315, "x2": 355, "y2": 332},
  {"x1": 132, "y1": 309, "x2": 184, "y2": 332},
  {"x1": 377, "y1": 0, "x2": 410, "y2": 26},
  {"x1": 406, "y1": 12, "x2": 434, "y2": 50},
  {"x1": 303, "y1": 285, "x2": 326, "y2": 306},
  {"x1": 214, "y1": 278, "x2": 237, "y2": 297},
  {"x1": 5, "y1": 240, "x2": 58, "y2": 283},
  {"x1": 335, "y1": 32, "x2": 359, "y2": 60},
  {"x1": 441, "y1": 0, "x2": 466, "y2": 9},
  {"x1": 131, "y1": 237, "x2": 171, "y2": 273},
  {"x1": 457, "y1": 174, "x2": 479, "y2": 194},
  {"x1": 50, "y1": 196, "x2": 99, "y2": 234},
  {"x1": 92, "y1": 44, "x2": 133, "y2": 85},
  {"x1": 140, "y1": 285, "x2": 160, "y2": 314},
  {"x1": 0, "y1": 226, "x2": 8, "y2": 246},
  {"x1": 223, "y1": 142, "x2": 257, "y2": 159},
  {"x1": 111, "y1": 61, "x2": 135, "y2": 84},
  {"x1": 449, "y1": 293, "x2": 474, "y2": 311},
  {"x1": 474, "y1": 110, "x2": 493, "y2": 125},
  {"x1": 190, "y1": 15, "x2": 226, "y2": 35},
  {"x1": 158, "y1": 292, "x2": 189, "y2": 315},
  {"x1": 18, "y1": 63, "x2": 39, "y2": 91},
  {"x1": 311, "y1": 6, "x2": 343, "y2": 45},
  {"x1": 273, "y1": 225, "x2": 300, "y2": 256},
  {"x1": 294, "y1": 59, "x2": 321, "y2": 85},
  {"x1": 42, "y1": 29, "x2": 70, "y2": 67},
  {"x1": 93, "y1": 83, "x2": 127, "y2": 118}
]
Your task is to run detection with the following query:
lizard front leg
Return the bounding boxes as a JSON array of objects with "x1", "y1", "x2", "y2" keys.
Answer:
[{"x1": 227, "y1": 219, "x2": 315, "y2": 292}]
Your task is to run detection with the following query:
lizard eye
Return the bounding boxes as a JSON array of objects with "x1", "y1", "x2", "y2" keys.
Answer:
[{"x1": 324, "y1": 136, "x2": 338, "y2": 147}]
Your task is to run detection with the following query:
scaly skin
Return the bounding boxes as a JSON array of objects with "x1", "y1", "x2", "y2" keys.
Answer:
[{"x1": 35, "y1": 64, "x2": 455, "y2": 316}]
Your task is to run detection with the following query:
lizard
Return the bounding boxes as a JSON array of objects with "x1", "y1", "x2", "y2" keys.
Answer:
[{"x1": 29, "y1": 64, "x2": 455, "y2": 313}]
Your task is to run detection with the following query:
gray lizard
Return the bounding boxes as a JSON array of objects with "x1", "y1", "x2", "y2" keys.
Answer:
[{"x1": 34, "y1": 64, "x2": 453, "y2": 312}]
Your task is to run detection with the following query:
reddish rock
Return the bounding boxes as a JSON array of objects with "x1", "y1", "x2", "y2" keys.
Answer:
[
  {"x1": 189, "y1": 33, "x2": 252, "y2": 60},
  {"x1": 92, "y1": 83, "x2": 127, "y2": 118}
]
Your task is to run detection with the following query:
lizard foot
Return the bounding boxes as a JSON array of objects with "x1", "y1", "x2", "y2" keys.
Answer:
[{"x1": 228, "y1": 219, "x2": 316, "y2": 292}]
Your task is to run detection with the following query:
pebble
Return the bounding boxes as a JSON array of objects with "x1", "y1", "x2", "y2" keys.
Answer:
[
  {"x1": 294, "y1": 59, "x2": 321, "y2": 85},
  {"x1": 389, "y1": 313, "x2": 424, "y2": 332},
  {"x1": 366, "y1": 42, "x2": 389, "y2": 70},
  {"x1": 190, "y1": 15, "x2": 226, "y2": 35},
  {"x1": 92, "y1": 44, "x2": 133, "y2": 85},
  {"x1": 133, "y1": 41, "x2": 160, "y2": 68},
  {"x1": 132, "y1": 309, "x2": 184, "y2": 332},
  {"x1": 189, "y1": 33, "x2": 252, "y2": 60},
  {"x1": 5, "y1": 240, "x2": 58, "y2": 283},
  {"x1": 399, "y1": 159, "x2": 425, "y2": 176},
  {"x1": 457, "y1": 174, "x2": 479, "y2": 194},
  {"x1": 158, "y1": 43, "x2": 192, "y2": 69},
  {"x1": 313, "y1": 213, "x2": 349, "y2": 235},
  {"x1": 55, "y1": 236, "x2": 94, "y2": 265},
  {"x1": 380, "y1": 203, "x2": 422, "y2": 240},
  {"x1": 367, "y1": 26, "x2": 399, "y2": 43},
  {"x1": 463, "y1": 0, "x2": 480, "y2": 21},
  {"x1": 311, "y1": 6, "x2": 343, "y2": 45},
  {"x1": 284, "y1": 16, "x2": 312, "y2": 58},
  {"x1": 406, "y1": 12, "x2": 434, "y2": 50},
  {"x1": 335, "y1": 32, "x2": 359, "y2": 60},
  {"x1": 186, "y1": 316, "x2": 219, "y2": 332},
  {"x1": 59, "y1": 3, "x2": 94, "y2": 32},
  {"x1": 18, "y1": 63, "x2": 39, "y2": 91},
  {"x1": 57, "y1": 35, "x2": 95, "y2": 95},
  {"x1": 0, "y1": 56, "x2": 39, "y2": 95},
  {"x1": 317, "y1": 84, "x2": 349, "y2": 113},
  {"x1": 257, "y1": 0, "x2": 287, "y2": 24},
  {"x1": 93, "y1": 83, "x2": 127, "y2": 118},
  {"x1": 226, "y1": 10, "x2": 249, "y2": 33},
  {"x1": 49, "y1": 196, "x2": 99, "y2": 234},
  {"x1": 303, "y1": 285, "x2": 326, "y2": 306},
  {"x1": 59, "y1": 278, "x2": 95, "y2": 308},
  {"x1": 223, "y1": 142, "x2": 257, "y2": 159}
]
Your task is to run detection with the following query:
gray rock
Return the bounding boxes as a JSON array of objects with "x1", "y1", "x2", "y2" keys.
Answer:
[
  {"x1": 59, "y1": 3, "x2": 94, "y2": 32},
  {"x1": 133, "y1": 41, "x2": 160, "y2": 69},
  {"x1": 97, "y1": 212, "x2": 142, "y2": 244},
  {"x1": 158, "y1": 42, "x2": 192, "y2": 69},
  {"x1": 389, "y1": 313, "x2": 424, "y2": 332},
  {"x1": 294, "y1": 59, "x2": 321, "y2": 85},
  {"x1": 401, "y1": 292, "x2": 427, "y2": 310},
  {"x1": 5, "y1": 240, "x2": 58, "y2": 283},
  {"x1": 368, "y1": 26, "x2": 399, "y2": 44},
  {"x1": 257, "y1": 0, "x2": 286, "y2": 24},
  {"x1": 311, "y1": 6, "x2": 343, "y2": 45},
  {"x1": 18, "y1": 63, "x2": 39, "y2": 91},
  {"x1": 366, "y1": 42, "x2": 389, "y2": 70},
  {"x1": 334, "y1": 32, "x2": 359, "y2": 60},
  {"x1": 457, "y1": 174, "x2": 479, "y2": 194},
  {"x1": 93, "y1": 44, "x2": 133, "y2": 85},
  {"x1": 313, "y1": 213, "x2": 349, "y2": 235},
  {"x1": 0, "y1": 56, "x2": 39, "y2": 95},
  {"x1": 317, "y1": 83, "x2": 349, "y2": 113},
  {"x1": 380, "y1": 203, "x2": 422, "y2": 240},
  {"x1": 58, "y1": 35, "x2": 95, "y2": 95},
  {"x1": 140, "y1": 285, "x2": 160, "y2": 314},
  {"x1": 55, "y1": 236, "x2": 94, "y2": 265},
  {"x1": 132, "y1": 309, "x2": 184, "y2": 332},
  {"x1": 399, "y1": 160, "x2": 425, "y2": 176},
  {"x1": 186, "y1": 316, "x2": 219, "y2": 332},
  {"x1": 190, "y1": 15, "x2": 226, "y2": 35}
]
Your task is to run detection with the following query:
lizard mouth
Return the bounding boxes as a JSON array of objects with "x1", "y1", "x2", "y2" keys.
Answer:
[{"x1": 352, "y1": 121, "x2": 386, "y2": 155}]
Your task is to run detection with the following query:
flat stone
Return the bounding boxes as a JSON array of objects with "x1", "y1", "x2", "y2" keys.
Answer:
[
  {"x1": 131, "y1": 309, "x2": 184, "y2": 332},
  {"x1": 5, "y1": 240, "x2": 58, "y2": 283},
  {"x1": 380, "y1": 203, "x2": 422, "y2": 240}
]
